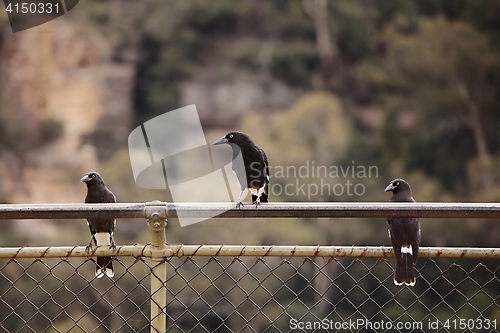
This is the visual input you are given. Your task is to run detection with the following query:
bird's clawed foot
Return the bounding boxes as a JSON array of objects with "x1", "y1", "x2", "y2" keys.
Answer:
[
  {"x1": 253, "y1": 198, "x2": 261, "y2": 208},
  {"x1": 109, "y1": 243, "x2": 116, "y2": 252},
  {"x1": 235, "y1": 201, "x2": 244, "y2": 209},
  {"x1": 85, "y1": 243, "x2": 93, "y2": 253}
]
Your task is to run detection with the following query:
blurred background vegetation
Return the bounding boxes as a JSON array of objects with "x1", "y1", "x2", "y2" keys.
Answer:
[{"x1": 0, "y1": 0, "x2": 499, "y2": 330}]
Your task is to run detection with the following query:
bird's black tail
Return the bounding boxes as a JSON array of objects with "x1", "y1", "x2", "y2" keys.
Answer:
[
  {"x1": 394, "y1": 252, "x2": 415, "y2": 286},
  {"x1": 96, "y1": 257, "x2": 114, "y2": 278}
]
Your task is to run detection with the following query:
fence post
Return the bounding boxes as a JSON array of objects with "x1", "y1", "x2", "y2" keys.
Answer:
[{"x1": 145, "y1": 201, "x2": 168, "y2": 333}]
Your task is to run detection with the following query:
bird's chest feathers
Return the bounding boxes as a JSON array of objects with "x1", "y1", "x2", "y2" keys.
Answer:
[{"x1": 85, "y1": 187, "x2": 116, "y2": 203}]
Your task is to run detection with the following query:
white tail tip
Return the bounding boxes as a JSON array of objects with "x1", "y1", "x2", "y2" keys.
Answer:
[
  {"x1": 401, "y1": 245, "x2": 413, "y2": 254},
  {"x1": 95, "y1": 268, "x2": 114, "y2": 278},
  {"x1": 394, "y1": 278, "x2": 416, "y2": 286}
]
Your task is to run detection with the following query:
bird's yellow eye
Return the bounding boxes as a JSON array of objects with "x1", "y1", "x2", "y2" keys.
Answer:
[
  {"x1": 395, "y1": 181, "x2": 400, "y2": 186},
  {"x1": 91, "y1": 174, "x2": 95, "y2": 178},
  {"x1": 229, "y1": 134, "x2": 234, "y2": 139}
]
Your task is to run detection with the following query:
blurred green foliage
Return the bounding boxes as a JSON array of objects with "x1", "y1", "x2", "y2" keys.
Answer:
[
  {"x1": 2, "y1": 1, "x2": 500, "y2": 330},
  {"x1": 76, "y1": 0, "x2": 500, "y2": 197},
  {"x1": 0, "y1": 105, "x2": 64, "y2": 155}
]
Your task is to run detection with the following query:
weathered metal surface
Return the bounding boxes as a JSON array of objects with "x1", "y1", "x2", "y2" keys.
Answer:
[
  {"x1": 0, "y1": 203, "x2": 146, "y2": 219},
  {"x1": 1, "y1": 202, "x2": 500, "y2": 219},
  {"x1": 0, "y1": 245, "x2": 498, "y2": 259}
]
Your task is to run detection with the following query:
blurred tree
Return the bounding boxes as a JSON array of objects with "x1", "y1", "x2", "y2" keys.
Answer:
[
  {"x1": 303, "y1": 0, "x2": 341, "y2": 89},
  {"x1": 380, "y1": 16, "x2": 500, "y2": 195},
  {"x1": 0, "y1": 106, "x2": 64, "y2": 155},
  {"x1": 241, "y1": 91, "x2": 350, "y2": 175}
]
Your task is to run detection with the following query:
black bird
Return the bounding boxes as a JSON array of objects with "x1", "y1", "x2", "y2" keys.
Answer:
[
  {"x1": 213, "y1": 131, "x2": 269, "y2": 208},
  {"x1": 385, "y1": 178, "x2": 420, "y2": 286},
  {"x1": 81, "y1": 172, "x2": 116, "y2": 278}
]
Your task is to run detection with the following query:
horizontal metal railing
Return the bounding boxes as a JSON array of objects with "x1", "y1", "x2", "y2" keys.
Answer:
[
  {"x1": 0, "y1": 201, "x2": 499, "y2": 333},
  {"x1": 0, "y1": 245, "x2": 497, "y2": 259},
  {"x1": 1, "y1": 202, "x2": 500, "y2": 219}
]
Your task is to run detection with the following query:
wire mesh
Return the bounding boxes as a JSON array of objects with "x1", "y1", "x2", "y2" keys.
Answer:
[
  {"x1": 1, "y1": 253, "x2": 499, "y2": 333},
  {"x1": 0, "y1": 256, "x2": 152, "y2": 333},
  {"x1": 165, "y1": 256, "x2": 500, "y2": 332}
]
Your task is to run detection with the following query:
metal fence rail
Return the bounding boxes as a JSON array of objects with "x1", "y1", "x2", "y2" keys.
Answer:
[
  {"x1": 0, "y1": 245, "x2": 499, "y2": 259},
  {"x1": 2, "y1": 202, "x2": 500, "y2": 219},
  {"x1": 0, "y1": 202, "x2": 499, "y2": 332}
]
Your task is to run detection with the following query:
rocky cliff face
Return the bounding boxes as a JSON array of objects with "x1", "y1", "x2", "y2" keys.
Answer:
[{"x1": 0, "y1": 19, "x2": 134, "y2": 204}]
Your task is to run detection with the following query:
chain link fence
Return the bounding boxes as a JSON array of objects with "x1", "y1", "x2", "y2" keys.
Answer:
[
  {"x1": 0, "y1": 256, "x2": 152, "y2": 332},
  {"x1": 0, "y1": 250, "x2": 499, "y2": 332},
  {"x1": 166, "y1": 255, "x2": 500, "y2": 332}
]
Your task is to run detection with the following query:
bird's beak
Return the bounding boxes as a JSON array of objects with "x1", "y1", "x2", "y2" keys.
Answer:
[
  {"x1": 384, "y1": 183, "x2": 396, "y2": 192},
  {"x1": 212, "y1": 136, "x2": 228, "y2": 145},
  {"x1": 81, "y1": 175, "x2": 91, "y2": 182}
]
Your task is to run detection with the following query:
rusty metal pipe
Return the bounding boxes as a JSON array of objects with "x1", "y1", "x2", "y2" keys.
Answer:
[{"x1": 0, "y1": 245, "x2": 498, "y2": 259}]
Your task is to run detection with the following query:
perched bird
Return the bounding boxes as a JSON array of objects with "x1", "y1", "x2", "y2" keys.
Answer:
[
  {"x1": 385, "y1": 178, "x2": 421, "y2": 286},
  {"x1": 81, "y1": 172, "x2": 116, "y2": 278},
  {"x1": 213, "y1": 131, "x2": 269, "y2": 208}
]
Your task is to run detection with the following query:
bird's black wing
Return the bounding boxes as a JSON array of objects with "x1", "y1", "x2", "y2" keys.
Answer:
[
  {"x1": 230, "y1": 145, "x2": 249, "y2": 191},
  {"x1": 257, "y1": 146, "x2": 269, "y2": 201},
  {"x1": 388, "y1": 216, "x2": 420, "y2": 244},
  {"x1": 243, "y1": 144, "x2": 267, "y2": 189}
]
